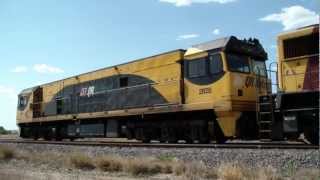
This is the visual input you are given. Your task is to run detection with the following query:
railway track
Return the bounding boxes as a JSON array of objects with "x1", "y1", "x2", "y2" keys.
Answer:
[{"x1": 0, "y1": 139, "x2": 318, "y2": 149}]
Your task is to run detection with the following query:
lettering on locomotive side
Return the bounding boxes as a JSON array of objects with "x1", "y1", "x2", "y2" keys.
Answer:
[
  {"x1": 199, "y1": 88, "x2": 212, "y2": 95},
  {"x1": 245, "y1": 76, "x2": 267, "y2": 89},
  {"x1": 80, "y1": 86, "x2": 95, "y2": 97}
]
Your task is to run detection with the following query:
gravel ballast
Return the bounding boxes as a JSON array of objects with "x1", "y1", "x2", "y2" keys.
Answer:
[{"x1": 1, "y1": 142, "x2": 319, "y2": 171}]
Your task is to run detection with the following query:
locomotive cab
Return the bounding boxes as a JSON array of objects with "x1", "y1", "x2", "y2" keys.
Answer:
[
  {"x1": 183, "y1": 36, "x2": 269, "y2": 140},
  {"x1": 17, "y1": 87, "x2": 37, "y2": 137}
]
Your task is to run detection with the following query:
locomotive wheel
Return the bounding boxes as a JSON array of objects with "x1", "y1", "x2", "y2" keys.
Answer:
[
  {"x1": 185, "y1": 138, "x2": 194, "y2": 144},
  {"x1": 142, "y1": 139, "x2": 151, "y2": 143},
  {"x1": 135, "y1": 128, "x2": 151, "y2": 143},
  {"x1": 304, "y1": 126, "x2": 319, "y2": 145},
  {"x1": 303, "y1": 116, "x2": 319, "y2": 145},
  {"x1": 199, "y1": 126, "x2": 209, "y2": 144},
  {"x1": 161, "y1": 127, "x2": 177, "y2": 143},
  {"x1": 32, "y1": 129, "x2": 39, "y2": 140},
  {"x1": 214, "y1": 120, "x2": 227, "y2": 144},
  {"x1": 216, "y1": 136, "x2": 227, "y2": 144}
]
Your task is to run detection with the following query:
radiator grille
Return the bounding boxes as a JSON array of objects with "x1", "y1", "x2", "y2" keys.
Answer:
[{"x1": 283, "y1": 33, "x2": 319, "y2": 59}]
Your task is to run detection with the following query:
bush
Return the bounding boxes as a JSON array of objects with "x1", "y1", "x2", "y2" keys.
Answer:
[
  {"x1": 156, "y1": 154, "x2": 176, "y2": 162},
  {"x1": 126, "y1": 159, "x2": 164, "y2": 176},
  {"x1": 0, "y1": 126, "x2": 8, "y2": 135},
  {"x1": 96, "y1": 156, "x2": 123, "y2": 172},
  {"x1": 217, "y1": 163, "x2": 245, "y2": 180},
  {"x1": 0, "y1": 145, "x2": 15, "y2": 160},
  {"x1": 69, "y1": 153, "x2": 95, "y2": 170}
]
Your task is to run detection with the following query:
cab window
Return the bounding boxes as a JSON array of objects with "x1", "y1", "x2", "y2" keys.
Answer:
[
  {"x1": 188, "y1": 58, "x2": 207, "y2": 78},
  {"x1": 227, "y1": 54, "x2": 250, "y2": 73},
  {"x1": 252, "y1": 60, "x2": 267, "y2": 76},
  {"x1": 209, "y1": 54, "x2": 223, "y2": 74},
  {"x1": 18, "y1": 96, "x2": 27, "y2": 107}
]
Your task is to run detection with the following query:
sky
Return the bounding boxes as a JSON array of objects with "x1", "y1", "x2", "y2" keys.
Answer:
[{"x1": 0, "y1": 0, "x2": 318, "y2": 130}]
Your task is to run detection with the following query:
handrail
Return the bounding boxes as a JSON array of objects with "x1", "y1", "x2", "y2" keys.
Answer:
[{"x1": 268, "y1": 62, "x2": 279, "y2": 93}]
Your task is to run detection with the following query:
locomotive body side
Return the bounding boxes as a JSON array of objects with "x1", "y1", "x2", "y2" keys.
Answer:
[
  {"x1": 18, "y1": 50, "x2": 184, "y2": 122},
  {"x1": 17, "y1": 36, "x2": 269, "y2": 143},
  {"x1": 17, "y1": 50, "x2": 185, "y2": 139}
]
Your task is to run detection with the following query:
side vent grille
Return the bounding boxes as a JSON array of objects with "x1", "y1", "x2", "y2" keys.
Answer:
[{"x1": 283, "y1": 33, "x2": 319, "y2": 59}]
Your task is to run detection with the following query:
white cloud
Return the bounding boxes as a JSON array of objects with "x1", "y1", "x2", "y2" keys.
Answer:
[
  {"x1": 212, "y1": 28, "x2": 220, "y2": 35},
  {"x1": 33, "y1": 64, "x2": 64, "y2": 74},
  {"x1": 159, "y1": 0, "x2": 236, "y2": 7},
  {"x1": 11, "y1": 66, "x2": 28, "y2": 73},
  {"x1": 260, "y1": 5, "x2": 319, "y2": 30},
  {"x1": 177, "y1": 34, "x2": 199, "y2": 40},
  {"x1": 0, "y1": 86, "x2": 17, "y2": 101}
]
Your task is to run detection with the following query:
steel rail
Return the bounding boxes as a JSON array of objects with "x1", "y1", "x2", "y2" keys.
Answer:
[{"x1": 0, "y1": 139, "x2": 318, "y2": 149}]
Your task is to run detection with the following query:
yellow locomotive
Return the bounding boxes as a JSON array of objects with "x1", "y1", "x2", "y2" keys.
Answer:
[
  {"x1": 258, "y1": 24, "x2": 319, "y2": 145},
  {"x1": 17, "y1": 36, "x2": 269, "y2": 143}
]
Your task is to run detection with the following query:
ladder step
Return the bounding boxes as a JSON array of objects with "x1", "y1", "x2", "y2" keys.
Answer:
[
  {"x1": 260, "y1": 112, "x2": 272, "y2": 115},
  {"x1": 259, "y1": 130, "x2": 272, "y2": 132},
  {"x1": 259, "y1": 102, "x2": 272, "y2": 105},
  {"x1": 260, "y1": 121, "x2": 272, "y2": 123}
]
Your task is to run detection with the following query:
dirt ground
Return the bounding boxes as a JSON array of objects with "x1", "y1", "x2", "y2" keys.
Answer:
[
  {"x1": 0, "y1": 134, "x2": 18, "y2": 139},
  {"x1": 0, "y1": 167, "x2": 176, "y2": 180}
]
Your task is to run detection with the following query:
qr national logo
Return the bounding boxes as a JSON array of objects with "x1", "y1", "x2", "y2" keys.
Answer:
[{"x1": 80, "y1": 86, "x2": 95, "y2": 97}]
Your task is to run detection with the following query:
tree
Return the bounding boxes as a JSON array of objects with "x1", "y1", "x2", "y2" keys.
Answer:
[{"x1": 0, "y1": 126, "x2": 8, "y2": 135}]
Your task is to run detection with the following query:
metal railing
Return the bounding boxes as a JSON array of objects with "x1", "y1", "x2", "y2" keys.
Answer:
[{"x1": 255, "y1": 62, "x2": 279, "y2": 96}]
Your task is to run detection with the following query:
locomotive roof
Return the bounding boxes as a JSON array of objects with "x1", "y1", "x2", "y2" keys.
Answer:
[
  {"x1": 190, "y1": 36, "x2": 268, "y2": 60},
  {"x1": 279, "y1": 24, "x2": 319, "y2": 35},
  {"x1": 191, "y1": 36, "x2": 231, "y2": 52},
  {"x1": 18, "y1": 49, "x2": 186, "y2": 94},
  {"x1": 19, "y1": 87, "x2": 39, "y2": 95}
]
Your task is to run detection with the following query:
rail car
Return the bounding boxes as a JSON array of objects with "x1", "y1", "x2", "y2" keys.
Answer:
[
  {"x1": 17, "y1": 25, "x2": 319, "y2": 145},
  {"x1": 257, "y1": 24, "x2": 319, "y2": 145},
  {"x1": 17, "y1": 36, "x2": 270, "y2": 143}
]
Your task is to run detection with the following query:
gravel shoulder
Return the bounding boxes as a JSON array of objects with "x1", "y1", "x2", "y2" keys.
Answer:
[{"x1": 0, "y1": 142, "x2": 319, "y2": 180}]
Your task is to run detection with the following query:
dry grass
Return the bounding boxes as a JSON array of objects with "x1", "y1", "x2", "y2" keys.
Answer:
[
  {"x1": 0, "y1": 145, "x2": 15, "y2": 160},
  {"x1": 0, "y1": 146, "x2": 318, "y2": 180},
  {"x1": 126, "y1": 158, "x2": 163, "y2": 176},
  {"x1": 256, "y1": 166, "x2": 282, "y2": 180},
  {"x1": 96, "y1": 155, "x2": 123, "y2": 172},
  {"x1": 69, "y1": 153, "x2": 95, "y2": 170},
  {"x1": 173, "y1": 161, "x2": 220, "y2": 180},
  {"x1": 217, "y1": 163, "x2": 246, "y2": 180},
  {"x1": 291, "y1": 169, "x2": 320, "y2": 180}
]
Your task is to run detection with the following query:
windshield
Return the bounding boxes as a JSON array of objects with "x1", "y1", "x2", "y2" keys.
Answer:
[
  {"x1": 226, "y1": 54, "x2": 250, "y2": 73},
  {"x1": 252, "y1": 60, "x2": 267, "y2": 76}
]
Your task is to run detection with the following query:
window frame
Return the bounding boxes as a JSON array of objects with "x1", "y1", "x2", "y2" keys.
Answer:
[
  {"x1": 226, "y1": 53, "x2": 251, "y2": 74},
  {"x1": 119, "y1": 77, "x2": 129, "y2": 88},
  {"x1": 18, "y1": 96, "x2": 27, "y2": 107},
  {"x1": 251, "y1": 59, "x2": 267, "y2": 77},
  {"x1": 187, "y1": 57, "x2": 208, "y2": 78},
  {"x1": 208, "y1": 53, "x2": 224, "y2": 75}
]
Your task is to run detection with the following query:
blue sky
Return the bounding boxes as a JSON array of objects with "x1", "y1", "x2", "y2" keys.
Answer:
[{"x1": 0, "y1": 0, "x2": 318, "y2": 129}]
